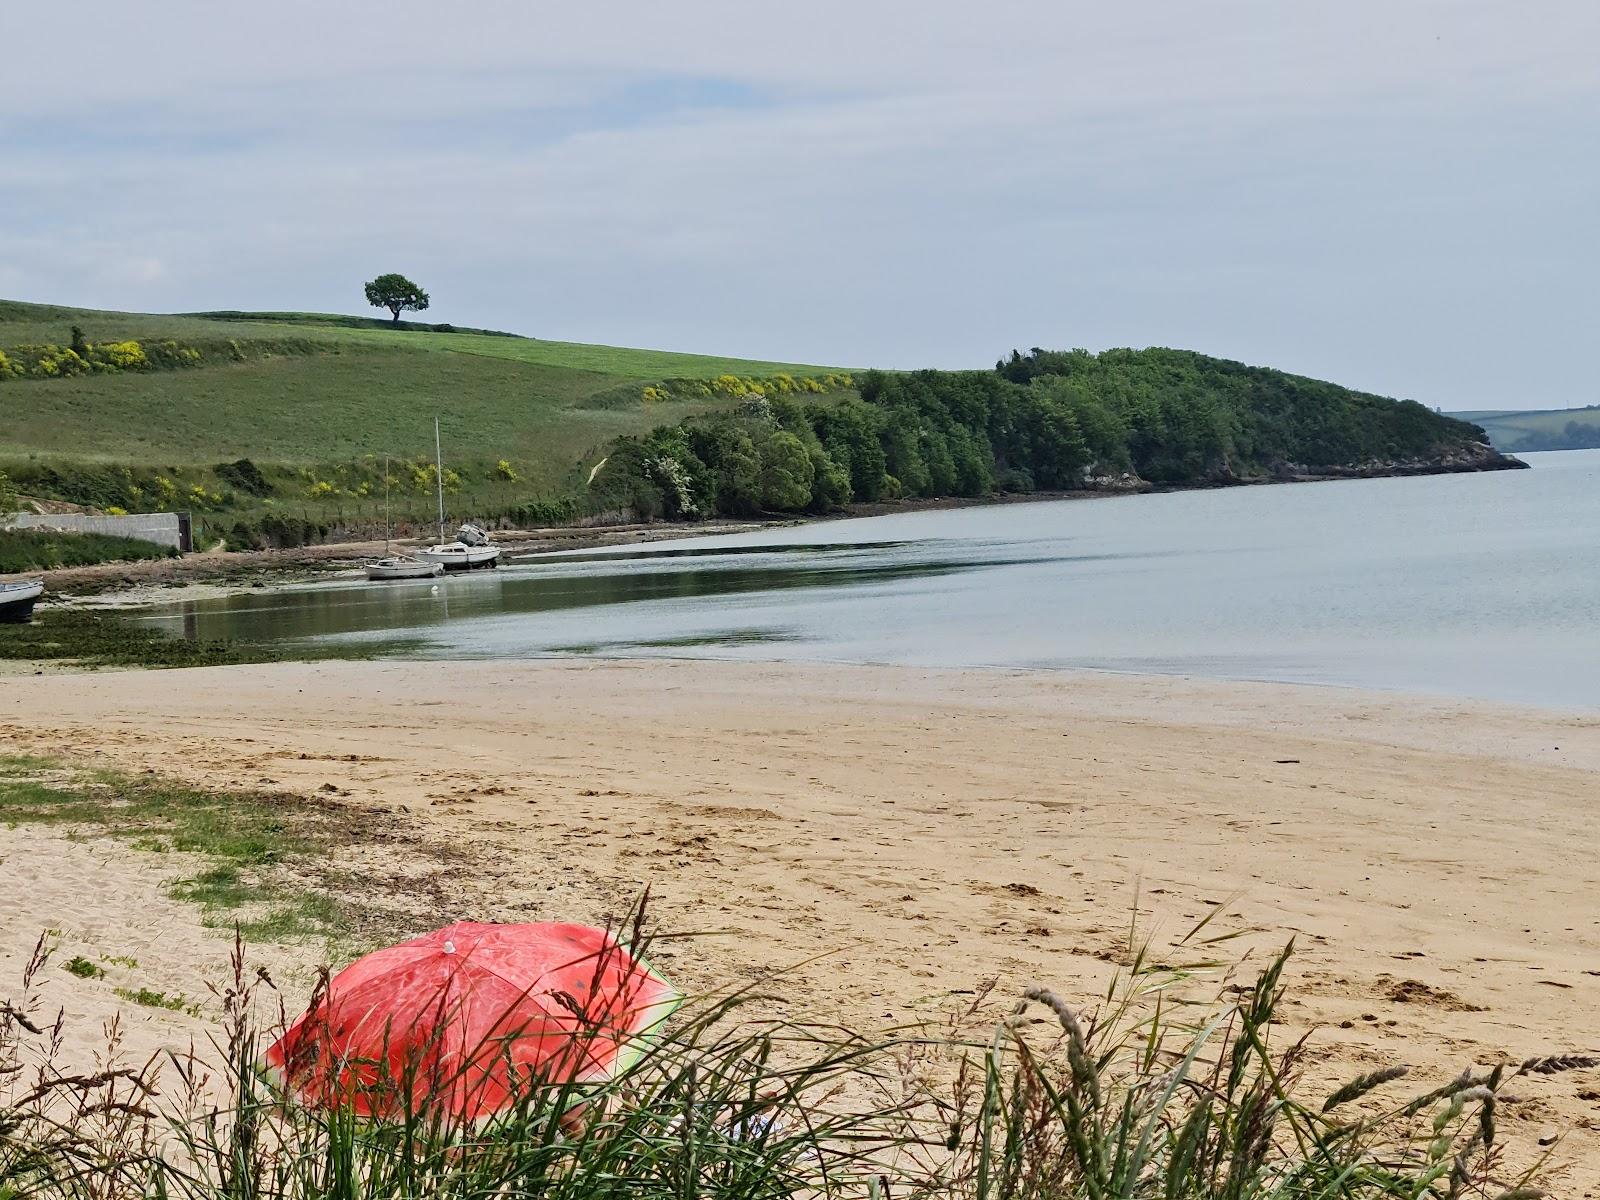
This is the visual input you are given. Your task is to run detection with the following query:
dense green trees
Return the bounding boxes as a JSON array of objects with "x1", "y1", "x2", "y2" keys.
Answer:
[{"x1": 588, "y1": 348, "x2": 1495, "y2": 520}]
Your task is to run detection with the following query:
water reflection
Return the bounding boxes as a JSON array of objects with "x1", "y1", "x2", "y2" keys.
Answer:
[
  {"x1": 135, "y1": 542, "x2": 1048, "y2": 647},
  {"x1": 130, "y1": 450, "x2": 1600, "y2": 709}
]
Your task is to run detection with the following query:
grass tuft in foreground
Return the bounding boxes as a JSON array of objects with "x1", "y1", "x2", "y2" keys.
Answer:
[{"x1": 1, "y1": 905, "x2": 1583, "y2": 1200}]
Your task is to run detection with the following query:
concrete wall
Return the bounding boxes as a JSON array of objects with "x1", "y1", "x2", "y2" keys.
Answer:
[{"x1": 4, "y1": 511, "x2": 191, "y2": 552}]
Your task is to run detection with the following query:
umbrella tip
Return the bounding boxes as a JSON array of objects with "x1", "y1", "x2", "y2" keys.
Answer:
[{"x1": 443, "y1": 940, "x2": 456, "y2": 955}]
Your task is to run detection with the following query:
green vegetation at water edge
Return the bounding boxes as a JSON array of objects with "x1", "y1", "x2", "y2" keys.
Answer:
[
  {"x1": 0, "y1": 607, "x2": 390, "y2": 670},
  {"x1": 1450, "y1": 404, "x2": 1600, "y2": 452},
  {"x1": 0, "y1": 529, "x2": 177, "y2": 573},
  {"x1": 590, "y1": 347, "x2": 1508, "y2": 520}
]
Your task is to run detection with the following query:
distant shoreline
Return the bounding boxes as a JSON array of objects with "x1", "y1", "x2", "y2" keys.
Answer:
[{"x1": 11, "y1": 448, "x2": 1528, "y2": 600}]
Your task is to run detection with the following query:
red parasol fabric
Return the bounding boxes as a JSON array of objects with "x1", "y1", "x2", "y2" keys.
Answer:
[{"x1": 263, "y1": 921, "x2": 680, "y2": 1121}]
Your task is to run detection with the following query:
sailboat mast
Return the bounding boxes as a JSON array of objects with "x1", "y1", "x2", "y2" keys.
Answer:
[
  {"x1": 383, "y1": 454, "x2": 392, "y2": 555},
  {"x1": 434, "y1": 416, "x2": 446, "y2": 546}
]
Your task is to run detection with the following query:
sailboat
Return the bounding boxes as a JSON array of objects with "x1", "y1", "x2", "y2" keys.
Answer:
[
  {"x1": 409, "y1": 418, "x2": 502, "y2": 571},
  {"x1": 365, "y1": 454, "x2": 444, "y2": 581},
  {"x1": 0, "y1": 579, "x2": 43, "y2": 623}
]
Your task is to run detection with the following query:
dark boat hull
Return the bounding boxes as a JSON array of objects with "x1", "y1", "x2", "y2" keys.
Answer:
[{"x1": 0, "y1": 593, "x2": 40, "y2": 623}]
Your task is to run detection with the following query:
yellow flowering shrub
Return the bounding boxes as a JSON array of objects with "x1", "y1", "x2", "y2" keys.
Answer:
[
  {"x1": 0, "y1": 335, "x2": 196, "y2": 380},
  {"x1": 636, "y1": 373, "x2": 853, "y2": 407},
  {"x1": 100, "y1": 340, "x2": 147, "y2": 369}
]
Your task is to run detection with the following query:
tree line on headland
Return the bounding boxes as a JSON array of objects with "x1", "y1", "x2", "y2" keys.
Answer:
[{"x1": 587, "y1": 347, "x2": 1508, "y2": 521}]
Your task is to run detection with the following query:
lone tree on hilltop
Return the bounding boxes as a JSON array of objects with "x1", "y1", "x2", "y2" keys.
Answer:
[{"x1": 364, "y1": 273, "x2": 430, "y2": 324}]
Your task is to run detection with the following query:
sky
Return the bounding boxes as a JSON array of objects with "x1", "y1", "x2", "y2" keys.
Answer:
[{"x1": 2, "y1": 1, "x2": 1595, "y2": 410}]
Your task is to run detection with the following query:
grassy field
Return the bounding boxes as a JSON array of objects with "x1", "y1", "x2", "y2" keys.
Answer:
[
  {"x1": 0, "y1": 299, "x2": 847, "y2": 474},
  {"x1": 0, "y1": 299, "x2": 854, "y2": 544},
  {"x1": 1448, "y1": 404, "x2": 1600, "y2": 451}
]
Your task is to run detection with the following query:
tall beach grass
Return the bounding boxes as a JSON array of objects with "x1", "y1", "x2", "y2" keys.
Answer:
[{"x1": 1, "y1": 911, "x2": 1586, "y2": 1200}]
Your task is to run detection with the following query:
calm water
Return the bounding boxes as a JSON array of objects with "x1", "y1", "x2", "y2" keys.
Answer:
[{"x1": 138, "y1": 450, "x2": 1600, "y2": 709}]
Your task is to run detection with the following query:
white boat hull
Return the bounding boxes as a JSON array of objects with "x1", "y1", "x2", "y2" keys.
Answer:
[
  {"x1": 365, "y1": 558, "x2": 445, "y2": 581},
  {"x1": 410, "y1": 543, "x2": 501, "y2": 571},
  {"x1": 0, "y1": 579, "x2": 44, "y2": 623}
]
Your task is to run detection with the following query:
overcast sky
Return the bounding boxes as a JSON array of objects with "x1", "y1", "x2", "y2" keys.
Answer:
[{"x1": 2, "y1": 1, "x2": 1595, "y2": 409}]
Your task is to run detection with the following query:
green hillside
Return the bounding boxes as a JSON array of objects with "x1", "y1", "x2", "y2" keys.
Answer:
[
  {"x1": 0, "y1": 300, "x2": 844, "y2": 469},
  {"x1": 1, "y1": 300, "x2": 1516, "y2": 554},
  {"x1": 0, "y1": 300, "x2": 854, "y2": 544},
  {"x1": 1446, "y1": 405, "x2": 1600, "y2": 452}
]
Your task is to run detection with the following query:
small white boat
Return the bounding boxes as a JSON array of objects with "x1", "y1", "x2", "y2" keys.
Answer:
[
  {"x1": 365, "y1": 557, "x2": 445, "y2": 581},
  {"x1": 411, "y1": 420, "x2": 503, "y2": 571},
  {"x1": 364, "y1": 451, "x2": 454, "y2": 582},
  {"x1": 409, "y1": 542, "x2": 501, "y2": 571},
  {"x1": 0, "y1": 579, "x2": 44, "y2": 623},
  {"x1": 411, "y1": 522, "x2": 501, "y2": 571}
]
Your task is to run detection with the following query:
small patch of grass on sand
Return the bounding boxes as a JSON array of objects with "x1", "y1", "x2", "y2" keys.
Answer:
[
  {"x1": 61, "y1": 955, "x2": 103, "y2": 980},
  {"x1": 0, "y1": 755, "x2": 346, "y2": 945},
  {"x1": 111, "y1": 985, "x2": 201, "y2": 1016}
]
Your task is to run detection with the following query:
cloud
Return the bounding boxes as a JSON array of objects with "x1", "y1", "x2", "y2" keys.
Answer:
[{"x1": 1, "y1": 0, "x2": 1595, "y2": 406}]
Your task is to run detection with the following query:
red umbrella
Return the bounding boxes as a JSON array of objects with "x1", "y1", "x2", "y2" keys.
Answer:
[{"x1": 264, "y1": 921, "x2": 681, "y2": 1121}]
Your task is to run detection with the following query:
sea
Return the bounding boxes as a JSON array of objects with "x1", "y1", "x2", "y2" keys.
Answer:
[{"x1": 136, "y1": 449, "x2": 1600, "y2": 710}]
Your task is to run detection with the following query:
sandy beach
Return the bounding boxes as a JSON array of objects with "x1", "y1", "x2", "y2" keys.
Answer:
[{"x1": 3, "y1": 658, "x2": 1599, "y2": 1182}]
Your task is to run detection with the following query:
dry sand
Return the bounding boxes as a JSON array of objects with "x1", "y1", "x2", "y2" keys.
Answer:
[{"x1": 3, "y1": 659, "x2": 1598, "y2": 1182}]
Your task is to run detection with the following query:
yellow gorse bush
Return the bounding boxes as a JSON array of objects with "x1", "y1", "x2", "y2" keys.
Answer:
[
  {"x1": 638, "y1": 372, "x2": 853, "y2": 406},
  {"x1": 0, "y1": 336, "x2": 204, "y2": 381},
  {"x1": 99, "y1": 341, "x2": 148, "y2": 369}
]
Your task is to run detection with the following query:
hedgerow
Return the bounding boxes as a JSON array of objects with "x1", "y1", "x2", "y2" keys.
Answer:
[
  {"x1": 640, "y1": 371, "x2": 854, "y2": 404},
  {"x1": 0, "y1": 330, "x2": 333, "y2": 382}
]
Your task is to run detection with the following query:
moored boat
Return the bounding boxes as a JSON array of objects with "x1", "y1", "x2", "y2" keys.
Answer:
[
  {"x1": 365, "y1": 453, "x2": 451, "y2": 582},
  {"x1": 365, "y1": 557, "x2": 445, "y2": 581},
  {"x1": 410, "y1": 522, "x2": 501, "y2": 571},
  {"x1": 412, "y1": 419, "x2": 503, "y2": 570},
  {"x1": 0, "y1": 579, "x2": 44, "y2": 623}
]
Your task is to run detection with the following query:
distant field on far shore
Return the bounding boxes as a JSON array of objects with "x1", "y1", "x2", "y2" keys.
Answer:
[{"x1": 1449, "y1": 403, "x2": 1600, "y2": 452}]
